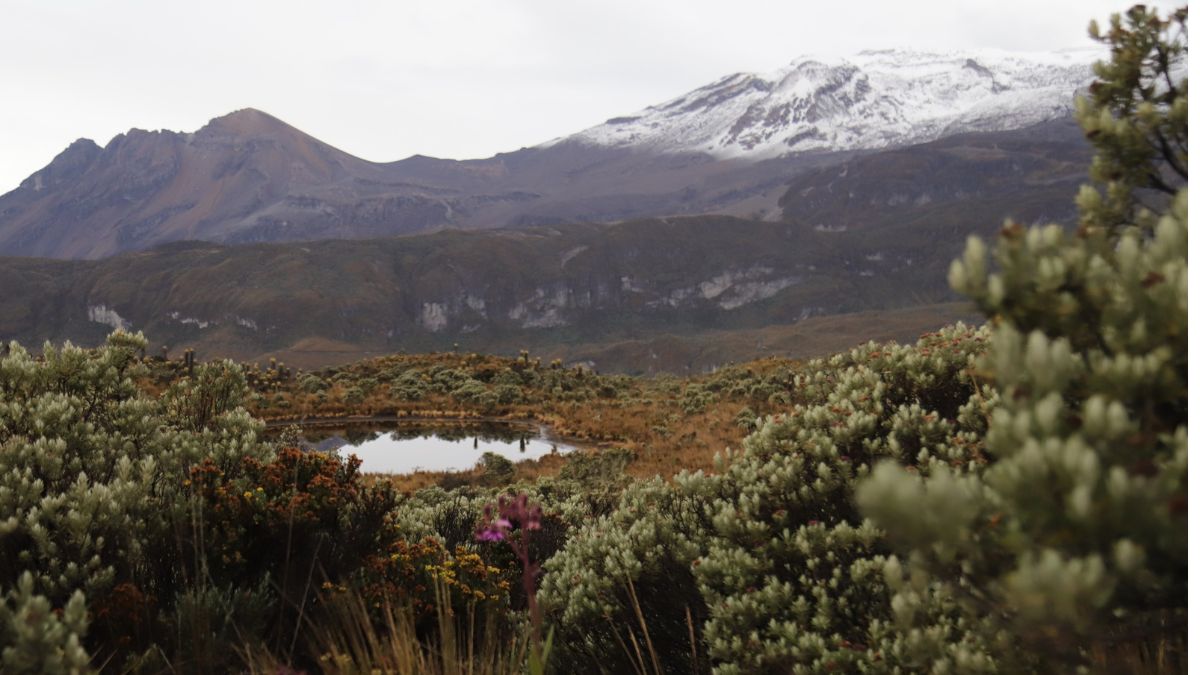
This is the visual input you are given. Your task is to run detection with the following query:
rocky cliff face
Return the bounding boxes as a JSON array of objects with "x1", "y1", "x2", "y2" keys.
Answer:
[{"x1": 0, "y1": 215, "x2": 941, "y2": 356}]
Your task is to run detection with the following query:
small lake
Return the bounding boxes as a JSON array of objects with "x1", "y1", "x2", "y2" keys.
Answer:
[{"x1": 292, "y1": 421, "x2": 576, "y2": 474}]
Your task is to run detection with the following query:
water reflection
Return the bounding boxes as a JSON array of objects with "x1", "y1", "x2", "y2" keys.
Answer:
[{"x1": 294, "y1": 422, "x2": 574, "y2": 474}]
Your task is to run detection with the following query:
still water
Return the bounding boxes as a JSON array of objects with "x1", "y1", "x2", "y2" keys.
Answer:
[{"x1": 297, "y1": 422, "x2": 575, "y2": 474}]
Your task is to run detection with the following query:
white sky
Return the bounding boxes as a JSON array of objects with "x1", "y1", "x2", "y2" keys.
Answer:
[{"x1": 0, "y1": 0, "x2": 1179, "y2": 191}]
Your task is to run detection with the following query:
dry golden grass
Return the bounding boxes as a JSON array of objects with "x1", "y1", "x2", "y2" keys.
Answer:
[{"x1": 246, "y1": 582, "x2": 527, "y2": 675}]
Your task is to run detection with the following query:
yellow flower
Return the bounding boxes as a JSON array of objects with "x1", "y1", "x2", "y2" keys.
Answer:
[{"x1": 243, "y1": 491, "x2": 253, "y2": 499}]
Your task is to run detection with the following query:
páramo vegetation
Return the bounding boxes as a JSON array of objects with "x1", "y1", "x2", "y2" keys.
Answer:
[{"x1": 0, "y1": 6, "x2": 1186, "y2": 673}]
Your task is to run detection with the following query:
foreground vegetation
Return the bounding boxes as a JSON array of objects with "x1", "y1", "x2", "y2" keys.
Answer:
[{"x1": 0, "y1": 6, "x2": 1187, "y2": 673}]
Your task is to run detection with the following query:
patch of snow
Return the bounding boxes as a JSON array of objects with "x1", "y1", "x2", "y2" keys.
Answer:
[{"x1": 555, "y1": 48, "x2": 1100, "y2": 159}]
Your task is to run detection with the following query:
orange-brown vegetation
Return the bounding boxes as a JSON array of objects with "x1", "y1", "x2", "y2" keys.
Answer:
[{"x1": 144, "y1": 349, "x2": 806, "y2": 490}]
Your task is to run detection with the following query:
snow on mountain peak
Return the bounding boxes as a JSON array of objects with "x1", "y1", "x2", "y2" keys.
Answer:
[{"x1": 561, "y1": 48, "x2": 1102, "y2": 158}]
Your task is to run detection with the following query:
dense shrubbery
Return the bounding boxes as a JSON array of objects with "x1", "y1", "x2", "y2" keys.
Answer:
[
  {"x1": 540, "y1": 325, "x2": 995, "y2": 673},
  {"x1": 4, "y1": 258, "x2": 1174, "y2": 672},
  {"x1": 331, "y1": 355, "x2": 628, "y2": 414},
  {"x1": 0, "y1": 335, "x2": 248, "y2": 670},
  {"x1": 858, "y1": 7, "x2": 1188, "y2": 671},
  {"x1": 0, "y1": 336, "x2": 408, "y2": 671}
]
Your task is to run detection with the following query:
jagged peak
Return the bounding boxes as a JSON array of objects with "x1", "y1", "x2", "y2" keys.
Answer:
[
  {"x1": 17, "y1": 138, "x2": 103, "y2": 192},
  {"x1": 562, "y1": 46, "x2": 1103, "y2": 159},
  {"x1": 44, "y1": 137, "x2": 104, "y2": 167}
]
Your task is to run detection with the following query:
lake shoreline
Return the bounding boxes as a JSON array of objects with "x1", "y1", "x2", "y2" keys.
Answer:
[{"x1": 262, "y1": 413, "x2": 595, "y2": 449}]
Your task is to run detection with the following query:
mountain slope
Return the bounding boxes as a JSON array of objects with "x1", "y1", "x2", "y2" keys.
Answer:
[
  {"x1": 778, "y1": 117, "x2": 1092, "y2": 229},
  {"x1": 0, "y1": 109, "x2": 522, "y2": 258},
  {"x1": 0, "y1": 124, "x2": 1083, "y2": 374},
  {"x1": 0, "y1": 49, "x2": 1099, "y2": 259},
  {"x1": 0, "y1": 213, "x2": 957, "y2": 362},
  {"x1": 0, "y1": 114, "x2": 1096, "y2": 372},
  {"x1": 562, "y1": 48, "x2": 1098, "y2": 157}
]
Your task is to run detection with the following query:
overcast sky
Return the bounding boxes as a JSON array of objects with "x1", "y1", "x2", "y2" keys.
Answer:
[{"x1": 0, "y1": 0, "x2": 1179, "y2": 191}]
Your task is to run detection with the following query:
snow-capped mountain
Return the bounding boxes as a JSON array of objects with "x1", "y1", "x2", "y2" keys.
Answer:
[
  {"x1": 1, "y1": 48, "x2": 1103, "y2": 259},
  {"x1": 561, "y1": 48, "x2": 1100, "y2": 158}
]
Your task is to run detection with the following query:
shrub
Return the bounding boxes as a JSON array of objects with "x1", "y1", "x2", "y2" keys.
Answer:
[
  {"x1": 354, "y1": 537, "x2": 510, "y2": 627},
  {"x1": 0, "y1": 573, "x2": 90, "y2": 674},
  {"x1": 557, "y1": 448, "x2": 636, "y2": 487},
  {"x1": 161, "y1": 359, "x2": 249, "y2": 431},
  {"x1": 0, "y1": 333, "x2": 404, "y2": 671},
  {"x1": 478, "y1": 452, "x2": 517, "y2": 486},
  {"x1": 858, "y1": 7, "x2": 1187, "y2": 672},
  {"x1": 299, "y1": 373, "x2": 327, "y2": 394},
  {"x1": 390, "y1": 370, "x2": 429, "y2": 401},
  {"x1": 182, "y1": 449, "x2": 398, "y2": 622},
  {"x1": 541, "y1": 326, "x2": 993, "y2": 673}
]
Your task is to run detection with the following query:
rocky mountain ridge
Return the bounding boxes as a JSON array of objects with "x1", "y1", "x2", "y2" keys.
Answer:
[
  {"x1": 560, "y1": 48, "x2": 1099, "y2": 157},
  {"x1": 0, "y1": 117, "x2": 1093, "y2": 371},
  {"x1": 0, "y1": 48, "x2": 1098, "y2": 259}
]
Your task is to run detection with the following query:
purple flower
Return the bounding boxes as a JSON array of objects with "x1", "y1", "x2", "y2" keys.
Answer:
[
  {"x1": 490, "y1": 494, "x2": 543, "y2": 532},
  {"x1": 475, "y1": 516, "x2": 513, "y2": 542},
  {"x1": 474, "y1": 492, "x2": 548, "y2": 649},
  {"x1": 476, "y1": 527, "x2": 506, "y2": 542}
]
